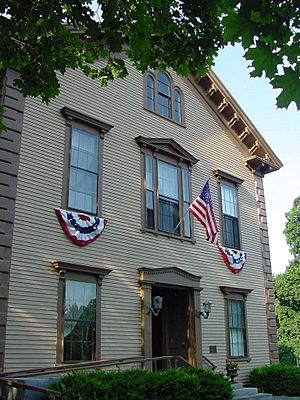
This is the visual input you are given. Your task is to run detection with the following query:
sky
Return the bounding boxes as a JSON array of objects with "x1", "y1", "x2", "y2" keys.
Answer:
[{"x1": 213, "y1": 45, "x2": 300, "y2": 275}]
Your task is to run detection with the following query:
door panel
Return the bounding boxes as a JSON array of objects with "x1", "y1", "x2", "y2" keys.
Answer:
[{"x1": 152, "y1": 286, "x2": 189, "y2": 364}]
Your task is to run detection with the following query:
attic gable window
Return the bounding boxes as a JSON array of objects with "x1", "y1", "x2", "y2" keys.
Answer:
[
  {"x1": 136, "y1": 136, "x2": 198, "y2": 241},
  {"x1": 144, "y1": 71, "x2": 185, "y2": 125}
]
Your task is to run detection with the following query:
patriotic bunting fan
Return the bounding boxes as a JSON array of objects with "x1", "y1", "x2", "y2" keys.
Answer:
[
  {"x1": 217, "y1": 245, "x2": 247, "y2": 274},
  {"x1": 55, "y1": 208, "x2": 107, "y2": 247}
]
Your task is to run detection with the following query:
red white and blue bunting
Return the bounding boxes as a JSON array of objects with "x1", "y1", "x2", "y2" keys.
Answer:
[
  {"x1": 55, "y1": 208, "x2": 107, "y2": 247},
  {"x1": 217, "y1": 245, "x2": 247, "y2": 274}
]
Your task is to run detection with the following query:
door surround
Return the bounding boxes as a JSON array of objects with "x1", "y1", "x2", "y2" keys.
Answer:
[{"x1": 138, "y1": 267, "x2": 203, "y2": 367}]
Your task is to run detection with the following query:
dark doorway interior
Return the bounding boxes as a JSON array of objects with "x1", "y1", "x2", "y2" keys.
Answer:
[{"x1": 152, "y1": 286, "x2": 189, "y2": 368}]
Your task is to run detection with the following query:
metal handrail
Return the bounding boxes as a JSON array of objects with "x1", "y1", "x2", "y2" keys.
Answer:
[
  {"x1": 0, "y1": 378, "x2": 61, "y2": 400},
  {"x1": 0, "y1": 355, "x2": 193, "y2": 379},
  {"x1": 0, "y1": 354, "x2": 216, "y2": 400},
  {"x1": 202, "y1": 354, "x2": 217, "y2": 370}
]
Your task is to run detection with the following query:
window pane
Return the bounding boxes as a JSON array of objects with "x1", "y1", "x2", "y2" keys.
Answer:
[
  {"x1": 159, "y1": 197, "x2": 179, "y2": 234},
  {"x1": 182, "y1": 167, "x2": 191, "y2": 237},
  {"x1": 146, "y1": 75, "x2": 154, "y2": 110},
  {"x1": 157, "y1": 160, "x2": 179, "y2": 234},
  {"x1": 146, "y1": 190, "x2": 154, "y2": 229},
  {"x1": 64, "y1": 320, "x2": 96, "y2": 361},
  {"x1": 157, "y1": 94, "x2": 171, "y2": 118},
  {"x1": 64, "y1": 280, "x2": 96, "y2": 362},
  {"x1": 157, "y1": 72, "x2": 171, "y2": 118},
  {"x1": 183, "y1": 201, "x2": 191, "y2": 238},
  {"x1": 182, "y1": 167, "x2": 190, "y2": 202},
  {"x1": 229, "y1": 299, "x2": 246, "y2": 357},
  {"x1": 71, "y1": 128, "x2": 99, "y2": 173},
  {"x1": 174, "y1": 89, "x2": 182, "y2": 123},
  {"x1": 157, "y1": 72, "x2": 171, "y2": 96},
  {"x1": 146, "y1": 154, "x2": 153, "y2": 190},
  {"x1": 69, "y1": 168, "x2": 98, "y2": 214},
  {"x1": 69, "y1": 128, "x2": 99, "y2": 213},
  {"x1": 224, "y1": 215, "x2": 240, "y2": 249},
  {"x1": 158, "y1": 161, "x2": 178, "y2": 200},
  {"x1": 221, "y1": 184, "x2": 238, "y2": 217}
]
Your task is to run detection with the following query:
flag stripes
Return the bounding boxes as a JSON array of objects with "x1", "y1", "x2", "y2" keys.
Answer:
[{"x1": 189, "y1": 181, "x2": 219, "y2": 244}]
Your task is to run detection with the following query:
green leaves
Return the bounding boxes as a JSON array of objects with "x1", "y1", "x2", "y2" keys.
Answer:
[
  {"x1": 221, "y1": 0, "x2": 300, "y2": 109},
  {"x1": 1, "y1": 0, "x2": 300, "y2": 109},
  {"x1": 283, "y1": 196, "x2": 300, "y2": 257},
  {"x1": 274, "y1": 197, "x2": 300, "y2": 363},
  {"x1": 272, "y1": 68, "x2": 300, "y2": 110},
  {"x1": 245, "y1": 42, "x2": 280, "y2": 78}
]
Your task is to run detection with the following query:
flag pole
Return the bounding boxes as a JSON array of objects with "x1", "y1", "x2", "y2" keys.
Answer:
[{"x1": 170, "y1": 207, "x2": 190, "y2": 237}]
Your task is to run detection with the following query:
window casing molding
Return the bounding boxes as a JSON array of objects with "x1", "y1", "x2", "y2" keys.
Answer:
[
  {"x1": 136, "y1": 136, "x2": 198, "y2": 242},
  {"x1": 52, "y1": 260, "x2": 112, "y2": 364},
  {"x1": 220, "y1": 286, "x2": 252, "y2": 362},
  {"x1": 144, "y1": 71, "x2": 186, "y2": 126},
  {"x1": 60, "y1": 107, "x2": 113, "y2": 215},
  {"x1": 213, "y1": 169, "x2": 244, "y2": 250}
]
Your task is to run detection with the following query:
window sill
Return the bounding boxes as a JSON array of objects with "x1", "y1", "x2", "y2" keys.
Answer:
[
  {"x1": 144, "y1": 107, "x2": 187, "y2": 128},
  {"x1": 141, "y1": 228, "x2": 195, "y2": 244}
]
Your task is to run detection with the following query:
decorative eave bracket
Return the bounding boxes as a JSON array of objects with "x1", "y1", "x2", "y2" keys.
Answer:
[{"x1": 192, "y1": 72, "x2": 283, "y2": 175}]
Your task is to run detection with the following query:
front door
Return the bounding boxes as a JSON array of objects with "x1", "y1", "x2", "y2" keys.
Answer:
[{"x1": 152, "y1": 286, "x2": 189, "y2": 367}]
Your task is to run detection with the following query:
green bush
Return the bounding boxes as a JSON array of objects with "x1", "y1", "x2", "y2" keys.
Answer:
[
  {"x1": 249, "y1": 364, "x2": 300, "y2": 396},
  {"x1": 51, "y1": 367, "x2": 232, "y2": 400},
  {"x1": 279, "y1": 343, "x2": 298, "y2": 366}
]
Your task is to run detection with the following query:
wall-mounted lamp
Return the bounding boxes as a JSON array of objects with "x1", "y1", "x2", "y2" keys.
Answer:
[
  {"x1": 197, "y1": 301, "x2": 212, "y2": 319},
  {"x1": 147, "y1": 295, "x2": 163, "y2": 316}
]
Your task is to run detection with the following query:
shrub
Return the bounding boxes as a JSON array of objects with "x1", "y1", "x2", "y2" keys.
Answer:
[
  {"x1": 278, "y1": 343, "x2": 298, "y2": 366},
  {"x1": 249, "y1": 364, "x2": 300, "y2": 396},
  {"x1": 51, "y1": 367, "x2": 232, "y2": 400}
]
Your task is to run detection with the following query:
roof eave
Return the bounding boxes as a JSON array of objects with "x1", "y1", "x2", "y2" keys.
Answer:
[{"x1": 190, "y1": 70, "x2": 283, "y2": 175}]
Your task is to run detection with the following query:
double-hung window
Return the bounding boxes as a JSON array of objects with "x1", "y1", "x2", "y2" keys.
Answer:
[
  {"x1": 137, "y1": 136, "x2": 198, "y2": 240},
  {"x1": 69, "y1": 127, "x2": 99, "y2": 214},
  {"x1": 214, "y1": 170, "x2": 243, "y2": 249},
  {"x1": 220, "y1": 287, "x2": 252, "y2": 360},
  {"x1": 61, "y1": 107, "x2": 113, "y2": 215},
  {"x1": 145, "y1": 72, "x2": 184, "y2": 125},
  {"x1": 221, "y1": 182, "x2": 240, "y2": 249},
  {"x1": 64, "y1": 276, "x2": 97, "y2": 362},
  {"x1": 53, "y1": 261, "x2": 111, "y2": 363}
]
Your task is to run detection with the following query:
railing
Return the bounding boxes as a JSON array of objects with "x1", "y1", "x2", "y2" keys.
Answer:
[
  {"x1": 0, "y1": 354, "x2": 216, "y2": 400},
  {"x1": 202, "y1": 354, "x2": 217, "y2": 370},
  {"x1": 0, "y1": 379, "x2": 61, "y2": 400},
  {"x1": 0, "y1": 355, "x2": 194, "y2": 379}
]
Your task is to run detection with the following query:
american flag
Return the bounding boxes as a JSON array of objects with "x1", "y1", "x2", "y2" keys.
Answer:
[{"x1": 188, "y1": 181, "x2": 219, "y2": 244}]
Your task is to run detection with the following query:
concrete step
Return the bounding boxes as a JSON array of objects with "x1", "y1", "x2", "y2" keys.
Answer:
[
  {"x1": 232, "y1": 382, "x2": 273, "y2": 400},
  {"x1": 234, "y1": 393, "x2": 272, "y2": 400},
  {"x1": 234, "y1": 387, "x2": 259, "y2": 397},
  {"x1": 232, "y1": 383, "x2": 244, "y2": 390}
]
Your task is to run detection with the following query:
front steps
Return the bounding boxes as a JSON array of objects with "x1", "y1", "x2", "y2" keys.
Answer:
[{"x1": 232, "y1": 382, "x2": 273, "y2": 400}]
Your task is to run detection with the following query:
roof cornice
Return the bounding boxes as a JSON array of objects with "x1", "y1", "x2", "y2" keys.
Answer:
[{"x1": 190, "y1": 70, "x2": 283, "y2": 176}]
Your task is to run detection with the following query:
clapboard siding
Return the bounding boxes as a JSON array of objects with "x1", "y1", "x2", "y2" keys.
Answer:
[{"x1": 4, "y1": 63, "x2": 270, "y2": 379}]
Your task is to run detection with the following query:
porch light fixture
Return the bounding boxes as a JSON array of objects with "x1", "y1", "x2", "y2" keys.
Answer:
[
  {"x1": 148, "y1": 295, "x2": 163, "y2": 316},
  {"x1": 197, "y1": 301, "x2": 212, "y2": 319}
]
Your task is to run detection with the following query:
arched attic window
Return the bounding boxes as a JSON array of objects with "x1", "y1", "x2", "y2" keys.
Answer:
[{"x1": 145, "y1": 71, "x2": 184, "y2": 125}]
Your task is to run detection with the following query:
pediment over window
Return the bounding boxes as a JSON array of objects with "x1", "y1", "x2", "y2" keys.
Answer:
[
  {"x1": 135, "y1": 136, "x2": 198, "y2": 166},
  {"x1": 138, "y1": 266, "x2": 202, "y2": 288}
]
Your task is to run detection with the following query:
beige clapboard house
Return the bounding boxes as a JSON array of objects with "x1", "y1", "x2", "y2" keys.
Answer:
[{"x1": 0, "y1": 63, "x2": 282, "y2": 381}]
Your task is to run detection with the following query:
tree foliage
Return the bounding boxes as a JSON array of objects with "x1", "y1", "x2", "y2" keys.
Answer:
[
  {"x1": 0, "y1": 0, "x2": 300, "y2": 109},
  {"x1": 274, "y1": 197, "x2": 300, "y2": 363},
  {"x1": 284, "y1": 196, "x2": 300, "y2": 258},
  {"x1": 274, "y1": 260, "x2": 300, "y2": 360}
]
